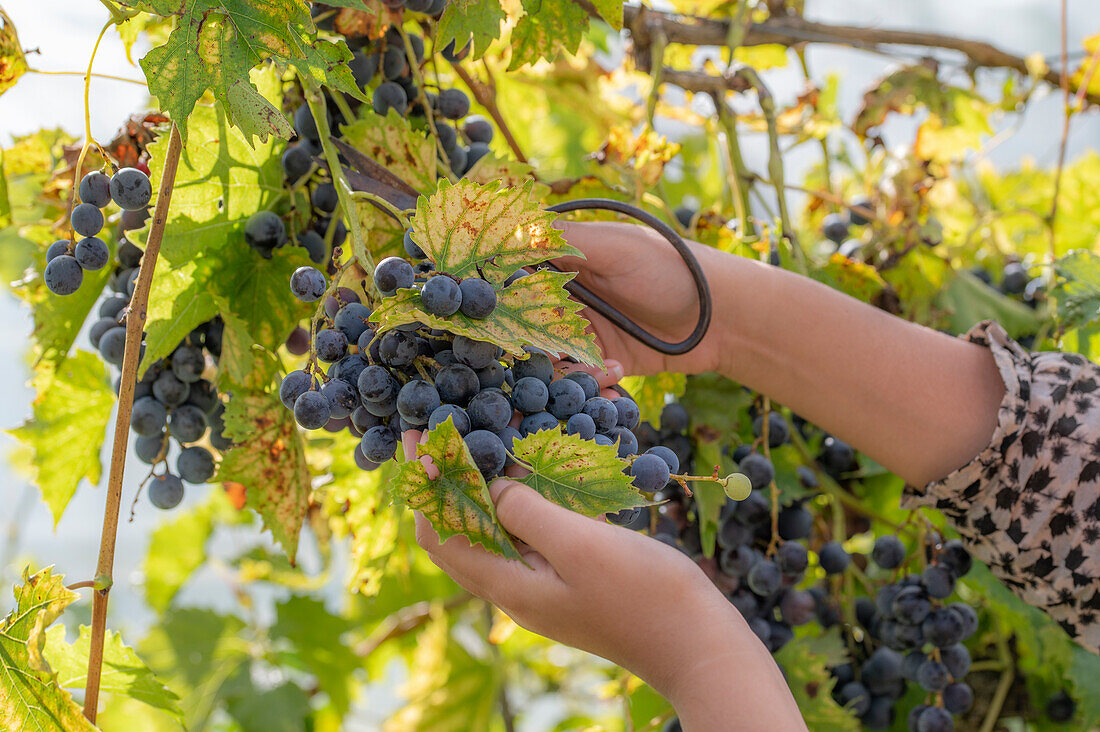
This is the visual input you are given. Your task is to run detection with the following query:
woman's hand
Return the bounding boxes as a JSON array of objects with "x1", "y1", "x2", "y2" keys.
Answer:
[
  {"x1": 553, "y1": 221, "x2": 726, "y2": 377},
  {"x1": 401, "y1": 434, "x2": 805, "y2": 730}
]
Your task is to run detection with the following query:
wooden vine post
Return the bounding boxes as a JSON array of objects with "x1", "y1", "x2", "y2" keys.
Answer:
[{"x1": 82, "y1": 123, "x2": 184, "y2": 722}]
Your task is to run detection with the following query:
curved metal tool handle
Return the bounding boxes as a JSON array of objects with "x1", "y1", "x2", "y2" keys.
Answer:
[{"x1": 546, "y1": 198, "x2": 713, "y2": 356}]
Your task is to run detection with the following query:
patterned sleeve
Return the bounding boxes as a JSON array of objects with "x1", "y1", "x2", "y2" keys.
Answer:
[{"x1": 901, "y1": 321, "x2": 1100, "y2": 653}]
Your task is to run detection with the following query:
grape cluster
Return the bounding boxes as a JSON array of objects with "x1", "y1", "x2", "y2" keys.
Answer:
[
  {"x1": 616, "y1": 401, "x2": 983, "y2": 730},
  {"x1": 821, "y1": 196, "x2": 875, "y2": 259},
  {"x1": 971, "y1": 260, "x2": 1046, "y2": 312},
  {"x1": 86, "y1": 208, "x2": 230, "y2": 509},
  {"x1": 45, "y1": 168, "x2": 152, "y2": 296},
  {"x1": 281, "y1": 262, "x2": 663, "y2": 481}
]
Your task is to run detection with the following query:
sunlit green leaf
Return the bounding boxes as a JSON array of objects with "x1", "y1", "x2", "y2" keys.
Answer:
[
  {"x1": 270, "y1": 596, "x2": 361, "y2": 715},
  {"x1": 436, "y1": 0, "x2": 506, "y2": 61}
]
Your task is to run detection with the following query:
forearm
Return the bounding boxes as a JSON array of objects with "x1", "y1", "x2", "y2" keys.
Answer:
[
  {"x1": 665, "y1": 605, "x2": 808, "y2": 731},
  {"x1": 696, "y1": 246, "x2": 1004, "y2": 486}
]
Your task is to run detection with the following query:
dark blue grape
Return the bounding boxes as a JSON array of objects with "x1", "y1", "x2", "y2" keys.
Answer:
[
  {"x1": 169, "y1": 405, "x2": 207, "y2": 443},
  {"x1": 334, "y1": 302, "x2": 373, "y2": 343},
  {"x1": 563, "y1": 371, "x2": 599, "y2": 400},
  {"x1": 397, "y1": 379, "x2": 440, "y2": 425},
  {"x1": 1047, "y1": 691, "x2": 1076, "y2": 722},
  {"x1": 520, "y1": 411, "x2": 558, "y2": 435},
  {"x1": 644, "y1": 445, "x2": 679, "y2": 474},
  {"x1": 582, "y1": 396, "x2": 617, "y2": 432},
  {"x1": 321, "y1": 378, "x2": 358, "y2": 419},
  {"x1": 660, "y1": 403, "x2": 689, "y2": 432},
  {"x1": 374, "y1": 256, "x2": 415, "y2": 295},
  {"x1": 437, "y1": 88, "x2": 470, "y2": 119},
  {"x1": 872, "y1": 535, "x2": 906, "y2": 569},
  {"x1": 629, "y1": 453, "x2": 670, "y2": 492},
  {"x1": 464, "y1": 116, "x2": 493, "y2": 144},
  {"x1": 453, "y1": 336, "x2": 498, "y2": 369},
  {"x1": 818, "y1": 541, "x2": 850, "y2": 574},
  {"x1": 777, "y1": 541, "x2": 809, "y2": 574},
  {"x1": 822, "y1": 212, "x2": 849, "y2": 244},
  {"x1": 177, "y1": 446, "x2": 215, "y2": 484},
  {"x1": 421, "y1": 276, "x2": 462, "y2": 316},
  {"x1": 940, "y1": 643, "x2": 970, "y2": 678},
  {"x1": 458, "y1": 277, "x2": 496, "y2": 318},
  {"x1": 464, "y1": 429, "x2": 506, "y2": 476},
  {"x1": 738, "y1": 453, "x2": 774, "y2": 490},
  {"x1": 512, "y1": 348, "x2": 552, "y2": 384},
  {"x1": 360, "y1": 425, "x2": 398, "y2": 463},
  {"x1": 280, "y1": 370, "x2": 315, "y2": 409},
  {"x1": 892, "y1": 585, "x2": 932, "y2": 625},
  {"x1": 916, "y1": 659, "x2": 950, "y2": 692},
  {"x1": 922, "y1": 565, "x2": 957, "y2": 599},
  {"x1": 565, "y1": 412, "x2": 596, "y2": 439},
  {"x1": 613, "y1": 397, "x2": 640, "y2": 429},
  {"x1": 44, "y1": 255, "x2": 83, "y2": 295},
  {"x1": 290, "y1": 266, "x2": 326, "y2": 301},
  {"x1": 311, "y1": 182, "x2": 337, "y2": 214},
  {"x1": 282, "y1": 144, "x2": 313, "y2": 182},
  {"x1": 942, "y1": 682, "x2": 973, "y2": 714},
  {"x1": 131, "y1": 396, "x2": 167, "y2": 437},
  {"x1": 135, "y1": 432, "x2": 166, "y2": 464},
  {"x1": 79, "y1": 171, "x2": 111, "y2": 207},
  {"x1": 465, "y1": 142, "x2": 489, "y2": 172},
  {"x1": 838, "y1": 682, "x2": 871, "y2": 716},
  {"x1": 777, "y1": 506, "x2": 812, "y2": 540},
  {"x1": 475, "y1": 361, "x2": 505, "y2": 389},
  {"x1": 294, "y1": 390, "x2": 331, "y2": 429},
  {"x1": 314, "y1": 328, "x2": 348, "y2": 362},
  {"x1": 512, "y1": 376, "x2": 549, "y2": 414},
  {"x1": 357, "y1": 365, "x2": 395, "y2": 405},
  {"x1": 939, "y1": 539, "x2": 973, "y2": 577},
  {"x1": 820, "y1": 436, "x2": 856, "y2": 476},
  {"x1": 607, "y1": 426, "x2": 638, "y2": 457},
  {"x1": 373, "y1": 81, "x2": 408, "y2": 116},
  {"x1": 747, "y1": 558, "x2": 782, "y2": 595},
  {"x1": 861, "y1": 696, "x2": 895, "y2": 730},
  {"x1": 153, "y1": 372, "x2": 189, "y2": 407},
  {"x1": 74, "y1": 236, "x2": 109, "y2": 270},
  {"x1": 428, "y1": 404, "x2": 471, "y2": 435},
  {"x1": 243, "y1": 210, "x2": 287, "y2": 257},
  {"x1": 752, "y1": 412, "x2": 789, "y2": 447},
  {"x1": 719, "y1": 544, "x2": 758, "y2": 576},
  {"x1": 351, "y1": 406, "x2": 383, "y2": 433},
  {"x1": 89, "y1": 318, "x2": 117, "y2": 349},
  {"x1": 546, "y1": 378, "x2": 585, "y2": 419},
  {"x1": 902, "y1": 650, "x2": 927, "y2": 682},
  {"x1": 403, "y1": 229, "x2": 427, "y2": 259},
  {"x1": 949, "y1": 602, "x2": 978, "y2": 640},
  {"x1": 922, "y1": 607, "x2": 965, "y2": 648},
  {"x1": 434, "y1": 363, "x2": 480, "y2": 406},
  {"x1": 378, "y1": 330, "x2": 419, "y2": 367},
  {"x1": 70, "y1": 202, "x2": 104, "y2": 238},
  {"x1": 468, "y1": 389, "x2": 512, "y2": 432},
  {"x1": 149, "y1": 473, "x2": 184, "y2": 509}
]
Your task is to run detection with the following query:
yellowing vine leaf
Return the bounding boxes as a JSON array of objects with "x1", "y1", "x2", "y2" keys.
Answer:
[
  {"x1": 217, "y1": 387, "x2": 311, "y2": 561},
  {"x1": 392, "y1": 418, "x2": 520, "y2": 559},
  {"x1": 411, "y1": 178, "x2": 578, "y2": 279},
  {"x1": 118, "y1": 0, "x2": 364, "y2": 141},
  {"x1": 371, "y1": 268, "x2": 602, "y2": 365},
  {"x1": 511, "y1": 430, "x2": 647, "y2": 516},
  {"x1": 436, "y1": 0, "x2": 506, "y2": 60},
  {"x1": 44, "y1": 625, "x2": 182, "y2": 721},
  {"x1": 508, "y1": 0, "x2": 587, "y2": 71},
  {"x1": 0, "y1": 7, "x2": 27, "y2": 98},
  {"x1": 9, "y1": 351, "x2": 115, "y2": 524},
  {"x1": 0, "y1": 567, "x2": 97, "y2": 732},
  {"x1": 341, "y1": 112, "x2": 437, "y2": 193}
]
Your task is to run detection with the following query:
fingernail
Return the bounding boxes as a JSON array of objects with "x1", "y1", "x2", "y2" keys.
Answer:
[{"x1": 609, "y1": 362, "x2": 624, "y2": 380}]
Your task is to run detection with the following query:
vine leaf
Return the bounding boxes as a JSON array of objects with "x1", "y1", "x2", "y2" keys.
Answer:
[
  {"x1": 371, "y1": 268, "x2": 603, "y2": 365},
  {"x1": 44, "y1": 625, "x2": 183, "y2": 721},
  {"x1": 0, "y1": 567, "x2": 97, "y2": 732},
  {"x1": 511, "y1": 430, "x2": 647, "y2": 516},
  {"x1": 341, "y1": 112, "x2": 438, "y2": 193},
  {"x1": 620, "y1": 372, "x2": 687, "y2": 427},
  {"x1": 217, "y1": 387, "x2": 311, "y2": 561},
  {"x1": 465, "y1": 154, "x2": 549, "y2": 198},
  {"x1": 436, "y1": 0, "x2": 506, "y2": 60},
  {"x1": 0, "y1": 8, "x2": 27, "y2": 98},
  {"x1": 1052, "y1": 249, "x2": 1100, "y2": 332},
  {"x1": 412, "y1": 178, "x2": 579, "y2": 279},
  {"x1": 773, "y1": 628, "x2": 859, "y2": 731},
  {"x1": 9, "y1": 351, "x2": 115, "y2": 525},
  {"x1": 392, "y1": 418, "x2": 521, "y2": 559},
  {"x1": 508, "y1": 0, "x2": 588, "y2": 71},
  {"x1": 118, "y1": 0, "x2": 364, "y2": 140},
  {"x1": 139, "y1": 67, "x2": 310, "y2": 379},
  {"x1": 270, "y1": 596, "x2": 361, "y2": 716}
]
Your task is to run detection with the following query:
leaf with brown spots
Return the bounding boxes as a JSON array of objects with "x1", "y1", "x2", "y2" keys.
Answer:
[
  {"x1": 217, "y1": 388, "x2": 311, "y2": 561},
  {"x1": 117, "y1": 0, "x2": 365, "y2": 141},
  {"x1": 0, "y1": 8, "x2": 28, "y2": 99},
  {"x1": 411, "y1": 178, "x2": 579, "y2": 280},
  {"x1": 341, "y1": 112, "x2": 437, "y2": 194},
  {"x1": 371, "y1": 268, "x2": 602, "y2": 365},
  {"x1": 511, "y1": 429, "x2": 646, "y2": 516},
  {"x1": 392, "y1": 417, "x2": 520, "y2": 559}
]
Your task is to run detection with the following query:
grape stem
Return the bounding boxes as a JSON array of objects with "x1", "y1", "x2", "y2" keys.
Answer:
[
  {"x1": 300, "y1": 75, "x2": 380, "y2": 299},
  {"x1": 83, "y1": 123, "x2": 184, "y2": 723},
  {"x1": 450, "y1": 60, "x2": 529, "y2": 164},
  {"x1": 350, "y1": 190, "x2": 411, "y2": 228},
  {"x1": 396, "y1": 23, "x2": 456, "y2": 181}
]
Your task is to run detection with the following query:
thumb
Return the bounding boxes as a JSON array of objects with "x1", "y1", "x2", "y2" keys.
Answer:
[{"x1": 489, "y1": 479, "x2": 597, "y2": 566}]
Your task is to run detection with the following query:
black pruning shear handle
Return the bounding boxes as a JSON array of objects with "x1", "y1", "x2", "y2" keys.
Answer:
[{"x1": 326, "y1": 138, "x2": 713, "y2": 356}]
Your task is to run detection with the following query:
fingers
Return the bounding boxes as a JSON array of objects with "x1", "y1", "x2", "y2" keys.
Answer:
[
  {"x1": 488, "y1": 478, "x2": 607, "y2": 569},
  {"x1": 414, "y1": 511, "x2": 558, "y2": 606},
  {"x1": 401, "y1": 428, "x2": 440, "y2": 479}
]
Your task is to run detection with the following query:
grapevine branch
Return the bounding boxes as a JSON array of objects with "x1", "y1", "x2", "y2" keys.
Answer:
[
  {"x1": 83, "y1": 123, "x2": 184, "y2": 722},
  {"x1": 451, "y1": 61, "x2": 529, "y2": 164},
  {"x1": 622, "y1": 6, "x2": 1100, "y2": 105}
]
